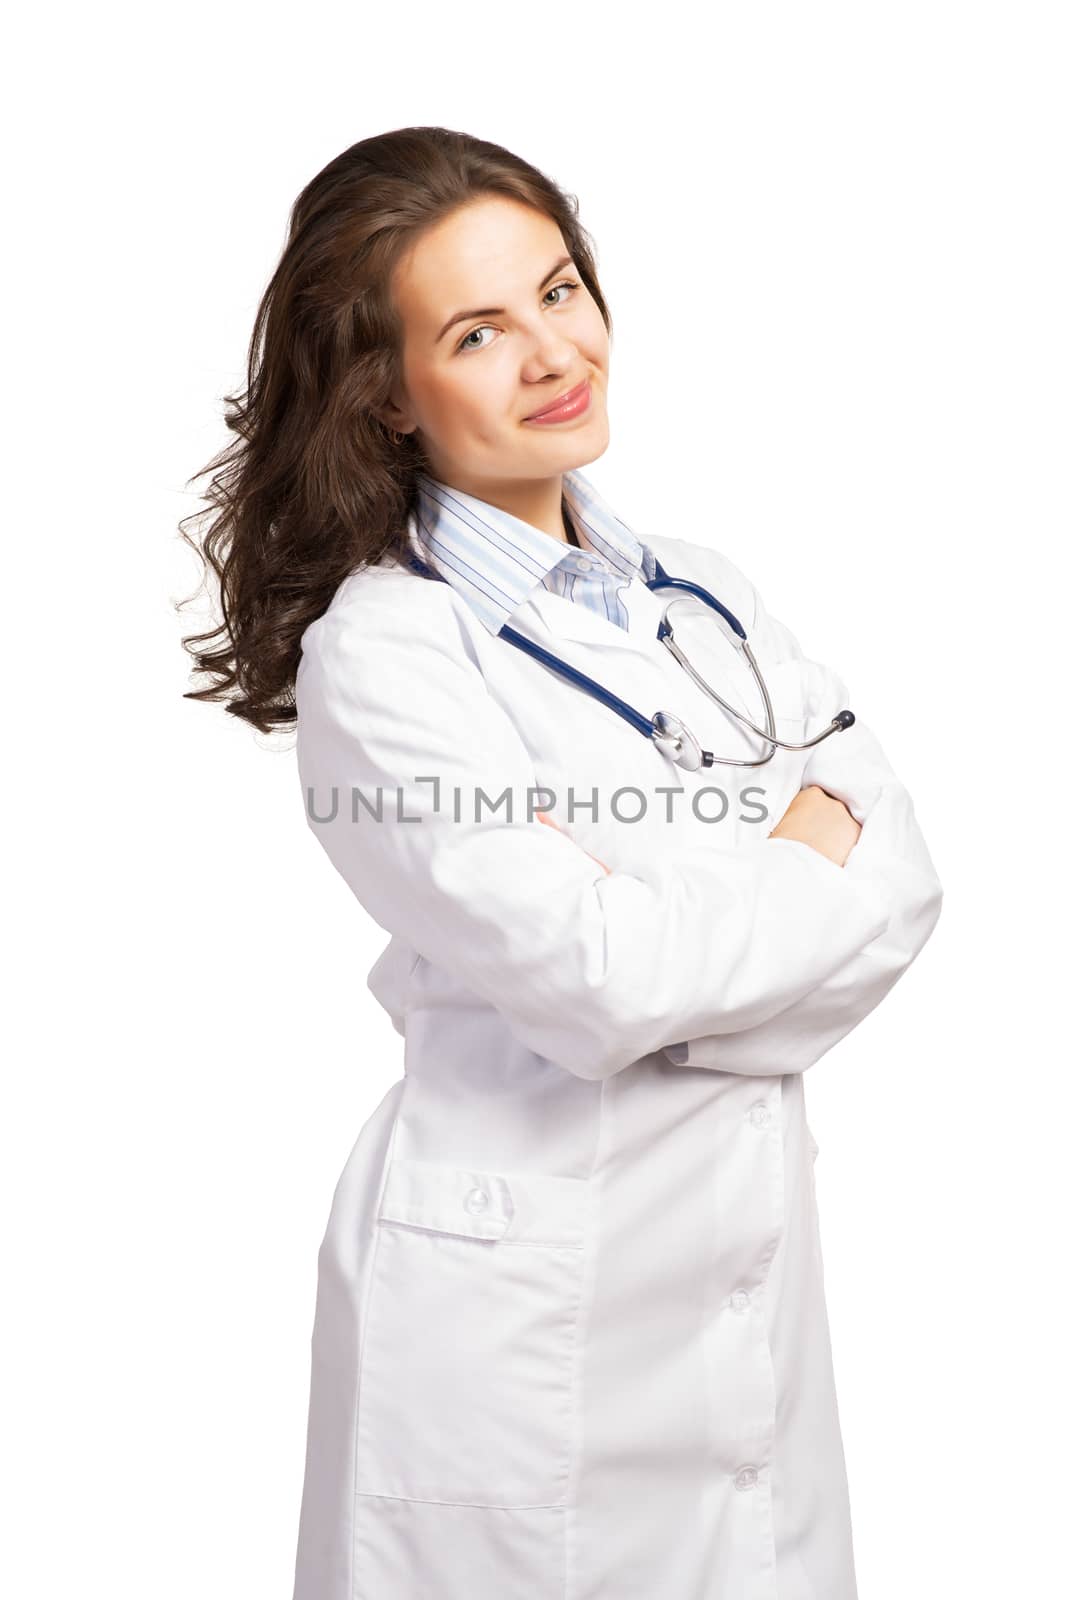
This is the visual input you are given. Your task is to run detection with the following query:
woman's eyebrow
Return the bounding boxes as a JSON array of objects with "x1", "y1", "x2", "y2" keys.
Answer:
[{"x1": 434, "y1": 254, "x2": 577, "y2": 343}]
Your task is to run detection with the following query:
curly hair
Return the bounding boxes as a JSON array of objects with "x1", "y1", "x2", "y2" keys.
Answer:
[{"x1": 177, "y1": 125, "x2": 613, "y2": 734}]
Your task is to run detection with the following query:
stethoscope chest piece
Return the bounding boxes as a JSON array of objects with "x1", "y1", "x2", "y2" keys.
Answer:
[{"x1": 650, "y1": 710, "x2": 705, "y2": 771}]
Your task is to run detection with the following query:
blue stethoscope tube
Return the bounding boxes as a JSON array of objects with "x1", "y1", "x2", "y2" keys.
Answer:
[{"x1": 409, "y1": 549, "x2": 854, "y2": 770}]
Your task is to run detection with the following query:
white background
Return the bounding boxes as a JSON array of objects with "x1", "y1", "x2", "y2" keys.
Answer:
[{"x1": 4, "y1": 3, "x2": 1065, "y2": 1595}]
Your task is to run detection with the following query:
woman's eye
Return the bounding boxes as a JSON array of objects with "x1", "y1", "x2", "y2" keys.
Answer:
[
  {"x1": 456, "y1": 325, "x2": 497, "y2": 354},
  {"x1": 456, "y1": 280, "x2": 581, "y2": 354},
  {"x1": 543, "y1": 279, "x2": 579, "y2": 308}
]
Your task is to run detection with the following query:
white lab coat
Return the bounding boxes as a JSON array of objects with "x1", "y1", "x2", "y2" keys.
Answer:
[{"x1": 290, "y1": 528, "x2": 943, "y2": 1600}]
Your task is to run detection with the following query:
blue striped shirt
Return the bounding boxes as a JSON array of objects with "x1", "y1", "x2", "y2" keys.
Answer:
[{"x1": 408, "y1": 467, "x2": 657, "y2": 634}]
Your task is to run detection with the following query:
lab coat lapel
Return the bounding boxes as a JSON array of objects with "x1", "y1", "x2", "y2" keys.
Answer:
[{"x1": 513, "y1": 574, "x2": 666, "y2": 660}]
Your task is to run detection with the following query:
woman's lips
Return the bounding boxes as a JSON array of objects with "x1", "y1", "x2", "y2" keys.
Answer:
[{"x1": 523, "y1": 378, "x2": 593, "y2": 423}]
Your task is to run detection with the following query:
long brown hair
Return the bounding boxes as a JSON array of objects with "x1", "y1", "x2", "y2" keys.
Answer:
[{"x1": 177, "y1": 126, "x2": 613, "y2": 735}]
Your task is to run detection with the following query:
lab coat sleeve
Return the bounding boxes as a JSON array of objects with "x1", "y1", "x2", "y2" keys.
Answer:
[
  {"x1": 662, "y1": 586, "x2": 944, "y2": 1076},
  {"x1": 295, "y1": 579, "x2": 897, "y2": 1083}
]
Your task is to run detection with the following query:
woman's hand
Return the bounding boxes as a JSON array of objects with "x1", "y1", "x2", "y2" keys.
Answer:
[
  {"x1": 769, "y1": 784, "x2": 862, "y2": 868},
  {"x1": 534, "y1": 787, "x2": 860, "y2": 875},
  {"x1": 535, "y1": 809, "x2": 612, "y2": 874}
]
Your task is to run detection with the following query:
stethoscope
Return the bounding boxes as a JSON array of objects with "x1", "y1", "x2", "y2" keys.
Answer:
[{"x1": 407, "y1": 548, "x2": 854, "y2": 771}]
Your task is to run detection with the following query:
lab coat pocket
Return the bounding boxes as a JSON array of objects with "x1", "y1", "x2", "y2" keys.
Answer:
[{"x1": 355, "y1": 1156, "x2": 589, "y2": 1509}]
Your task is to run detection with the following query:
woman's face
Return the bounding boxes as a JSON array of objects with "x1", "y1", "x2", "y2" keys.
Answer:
[{"x1": 383, "y1": 195, "x2": 611, "y2": 496}]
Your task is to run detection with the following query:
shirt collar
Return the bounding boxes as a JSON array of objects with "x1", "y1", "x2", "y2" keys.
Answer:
[{"x1": 407, "y1": 466, "x2": 658, "y2": 635}]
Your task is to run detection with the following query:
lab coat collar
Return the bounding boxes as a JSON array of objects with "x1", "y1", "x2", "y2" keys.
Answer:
[
  {"x1": 515, "y1": 571, "x2": 668, "y2": 658},
  {"x1": 406, "y1": 467, "x2": 659, "y2": 646}
]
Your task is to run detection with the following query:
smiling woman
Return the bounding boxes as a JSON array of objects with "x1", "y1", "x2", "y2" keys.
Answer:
[
  {"x1": 178, "y1": 123, "x2": 942, "y2": 1600},
  {"x1": 177, "y1": 128, "x2": 614, "y2": 734},
  {"x1": 378, "y1": 193, "x2": 611, "y2": 507}
]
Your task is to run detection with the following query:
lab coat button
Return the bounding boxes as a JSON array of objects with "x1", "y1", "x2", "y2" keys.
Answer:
[
  {"x1": 464, "y1": 1186, "x2": 490, "y2": 1215},
  {"x1": 734, "y1": 1466, "x2": 760, "y2": 1491},
  {"x1": 749, "y1": 1102, "x2": 770, "y2": 1128},
  {"x1": 730, "y1": 1289, "x2": 750, "y2": 1313}
]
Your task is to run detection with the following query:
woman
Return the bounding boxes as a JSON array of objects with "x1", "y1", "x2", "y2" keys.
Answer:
[{"x1": 181, "y1": 126, "x2": 943, "y2": 1600}]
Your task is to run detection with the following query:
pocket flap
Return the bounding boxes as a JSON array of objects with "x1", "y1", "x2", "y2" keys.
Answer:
[{"x1": 378, "y1": 1157, "x2": 587, "y2": 1247}]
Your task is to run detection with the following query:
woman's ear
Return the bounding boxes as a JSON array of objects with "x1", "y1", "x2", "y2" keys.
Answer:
[
  {"x1": 377, "y1": 376, "x2": 416, "y2": 436},
  {"x1": 375, "y1": 401, "x2": 412, "y2": 433}
]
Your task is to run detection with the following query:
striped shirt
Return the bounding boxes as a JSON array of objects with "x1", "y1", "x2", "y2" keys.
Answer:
[{"x1": 408, "y1": 467, "x2": 657, "y2": 634}]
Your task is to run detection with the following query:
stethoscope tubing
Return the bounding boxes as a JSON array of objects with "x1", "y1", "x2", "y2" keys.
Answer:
[{"x1": 409, "y1": 549, "x2": 853, "y2": 768}]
